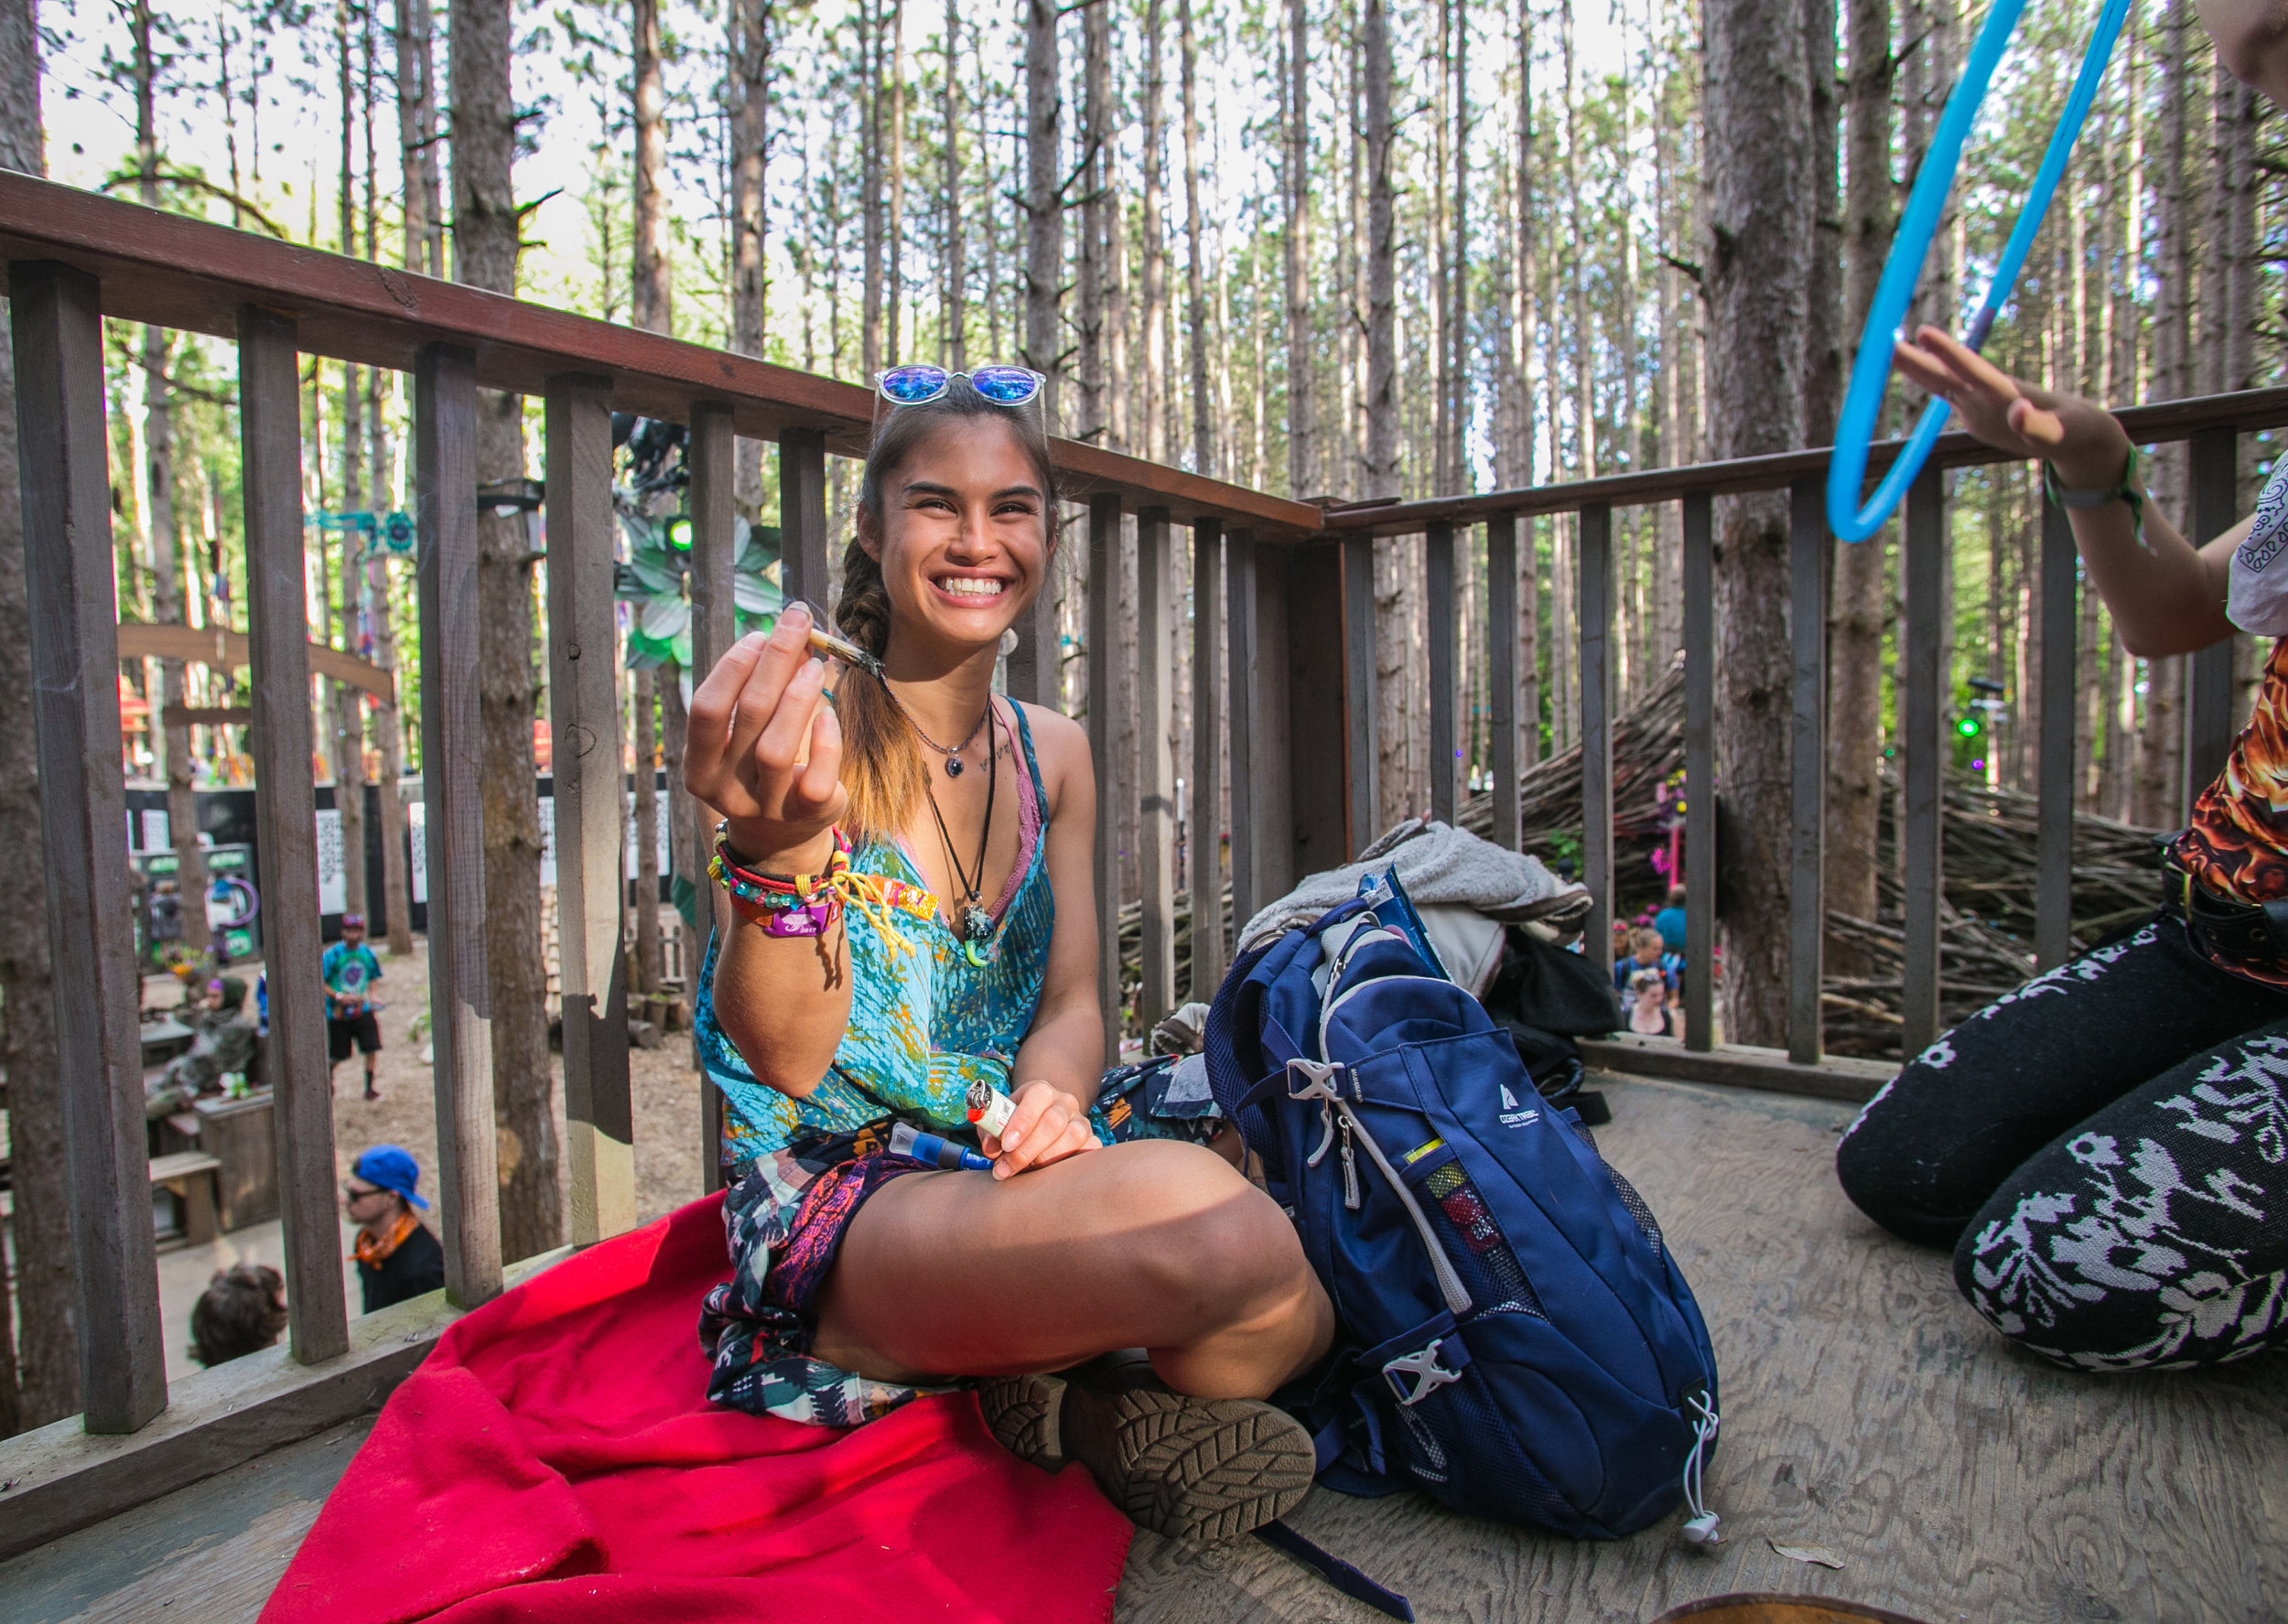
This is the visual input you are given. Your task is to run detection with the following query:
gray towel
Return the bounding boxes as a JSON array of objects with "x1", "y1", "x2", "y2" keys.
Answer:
[{"x1": 1237, "y1": 816, "x2": 1590, "y2": 953}]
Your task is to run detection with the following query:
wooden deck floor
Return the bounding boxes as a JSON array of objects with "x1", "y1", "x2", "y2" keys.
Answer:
[{"x1": 5, "y1": 1075, "x2": 2282, "y2": 1624}]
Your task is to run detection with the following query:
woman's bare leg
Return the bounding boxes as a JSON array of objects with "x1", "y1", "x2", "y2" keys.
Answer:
[{"x1": 810, "y1": 1139, "x2": 1333, "y2": 1397}]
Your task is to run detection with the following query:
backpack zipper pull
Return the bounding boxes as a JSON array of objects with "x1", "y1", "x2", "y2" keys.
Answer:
[{"x1": 1339, "y1": 1116, "x2": 1362, "y2": 1210}]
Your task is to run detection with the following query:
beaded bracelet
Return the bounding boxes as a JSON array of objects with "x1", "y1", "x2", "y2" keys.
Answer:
[{"x1": 711, "y1": 824, "x2": 852, "y2": 937}]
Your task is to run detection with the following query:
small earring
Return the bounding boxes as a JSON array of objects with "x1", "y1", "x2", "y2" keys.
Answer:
[{"x1": 998, "y1": 628, "x2": 1020, "y2": 657}]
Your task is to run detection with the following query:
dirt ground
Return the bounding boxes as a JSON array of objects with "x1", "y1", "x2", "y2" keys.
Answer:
[{"x1": 156, "y1": 938, "x2": 710, "y2": 1240}]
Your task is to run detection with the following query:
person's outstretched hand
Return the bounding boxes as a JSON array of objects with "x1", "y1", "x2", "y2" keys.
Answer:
[
  {"x1": 1894, "y1": 324, "x2": 2132, "y2": 489},
  {"x1": 684, "y1": 603, "x2": 848, "y2": 871}
]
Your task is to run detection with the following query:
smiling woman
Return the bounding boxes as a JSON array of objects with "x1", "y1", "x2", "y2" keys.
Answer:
[{"x1": 676, "y1": 372, "x2": 1335, "y2": 1548}]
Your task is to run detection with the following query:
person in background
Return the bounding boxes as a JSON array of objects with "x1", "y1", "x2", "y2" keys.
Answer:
[
  {"x1": 1613, "y1": 926, "x2": 1682, "y2": 1039},
  {"x1": 342, "y1": 1145, "x2": 445, "y2": 1313},
  {"x1": 323, "y1": 913, "x2": 384, "y2": 1101},
  {"x1": 148, "y1": 975, "x2": 257, "y2": 1118},
  {"x1": 1653, "y1": 884, "x2": 1689, "y2": 958},
  {"x1": 190, "y1": 1263, "x2": 288, "y2": 1367}
]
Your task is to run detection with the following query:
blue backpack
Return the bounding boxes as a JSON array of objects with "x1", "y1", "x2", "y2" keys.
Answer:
[{"x1": 1204, "y1": 872, "x2": 1722, "y2": 1543}]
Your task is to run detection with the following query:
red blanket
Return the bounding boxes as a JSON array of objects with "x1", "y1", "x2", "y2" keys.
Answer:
[{"x1": 263, "y1": 1194, "x2": 1132, "y2": 1624}]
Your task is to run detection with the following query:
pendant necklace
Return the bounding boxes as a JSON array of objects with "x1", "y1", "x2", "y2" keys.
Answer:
[
  {"x1": 924, "y1": 701, "x2": 999, "y2": 965},
  {"x1": 900, "y1": 693, "x2": 993, "y2": 777}
]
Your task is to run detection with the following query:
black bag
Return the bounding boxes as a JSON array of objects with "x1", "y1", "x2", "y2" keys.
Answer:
[{"x1": 1482, "y1": 926, "x2": 1624, "y2": 1037}]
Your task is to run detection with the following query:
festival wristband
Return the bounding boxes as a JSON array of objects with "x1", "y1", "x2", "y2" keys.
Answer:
[{"x1": 2043, "y1": 443, "x2": 2148, "y2": 547}]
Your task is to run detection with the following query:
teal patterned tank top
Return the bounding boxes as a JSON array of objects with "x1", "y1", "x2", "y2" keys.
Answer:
[{"x1": 696, "y1": 699, "x2": 1055, "y2": 1167}]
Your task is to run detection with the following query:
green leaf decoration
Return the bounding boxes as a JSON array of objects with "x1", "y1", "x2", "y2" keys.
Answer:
[
  {"x1": 639, "y1": 596, "x2": 691, "y2": 641},
  {"x1": 733, "y1": 571, "x2": 783, "y2": 617}
]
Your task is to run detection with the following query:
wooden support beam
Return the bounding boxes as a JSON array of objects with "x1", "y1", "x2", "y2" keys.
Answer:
[
  {"x1": 1137, "y1": 508, "x2": 1175, "y2": 1027},
  {"x1": 1901, "y1": 468, "x2": 1947, "y2": 1058},
  {"x1": 1286, "y1": 545, "x2": 1347, "y2": 891},
  {"x1": 414, "y1": 343, "x2": 502, "y2": 1307},
  {"x1": 1427, "y1": 521, "x2": 1457, "y2": 825},
  {"x1": 547, "y1": 374, "x2": 635, "y2": 1245},
  {"x1": 1787, "y1": 479, "x2": 1826, "y2": 1067},
  {"x1": 1191, "y1": 518, "x2": 1225, "y2": 999},
  {"x1": 778, "y1": 427, "x2": 829, "y2": 612},
  {"x1": 1003, "y1": 520, "x2": 1063, "y2": 711},
  {"x1": 1486, "y1": 514, "x2": 1519, "y2": 852},
  {"x1": 9, "y1": 260, "x2": 167, "y2": 1433},
  {"x1": 686, "y1": 403, "x2": 738, "y2": 1188},
  {"x1": 1341, "y1": 532, "x2": 1378, "y2": 858},
  {"x1": 1682, "y1": 493, "x2": 1715, "y2": 1052},
  {"x1": 236, "y1": 306, "x2": 349, "y2": 1364},
  {"x1": 1579, "y1": 504, "x2": 1615, "y2": 973},
  {"x1": 2186, "y1": 428, "x2": 2240, "y2": 811},
  {"x1": 1086, "y1": 494, "x2": 1125, "y2": 1064}
]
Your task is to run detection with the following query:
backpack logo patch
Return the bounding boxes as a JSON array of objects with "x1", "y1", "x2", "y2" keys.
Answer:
[{"x1": 1498, "y1": 1083, "x2": 1540, "y2": 1128}]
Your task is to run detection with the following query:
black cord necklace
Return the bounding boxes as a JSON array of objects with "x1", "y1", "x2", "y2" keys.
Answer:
[
  {"x1": 923, "y1": 699, "x2": 998, "y2": 955},
  {"x1": 895, "y1": 689, "x2": 992, "y2": 777}
]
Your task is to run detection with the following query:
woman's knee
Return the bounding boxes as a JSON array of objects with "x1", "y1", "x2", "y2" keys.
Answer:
[{"x1": 1114, "y1": 1142, "x2": 1311, "y2": 1320}]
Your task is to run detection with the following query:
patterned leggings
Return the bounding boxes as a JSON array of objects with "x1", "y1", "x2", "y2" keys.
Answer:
[{"x1": 1836, "y1": 913, "x2": 2288, "y2": 1371}]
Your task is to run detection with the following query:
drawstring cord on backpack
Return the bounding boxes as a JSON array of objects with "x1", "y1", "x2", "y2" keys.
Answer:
[{"x1": 1679, "y1": 1391, "x2": 1721, "y2": 1546}]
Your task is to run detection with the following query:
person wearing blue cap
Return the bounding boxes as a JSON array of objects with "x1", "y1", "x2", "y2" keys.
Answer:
[{"x1": 342, "y1": 1145, "x2": 444, "y2": 1313}]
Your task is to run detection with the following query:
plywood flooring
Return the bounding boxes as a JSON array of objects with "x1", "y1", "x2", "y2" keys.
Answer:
[
  {"x1": 1113, "y1": 1077, "x2": 2288, "y2": 1624},
  {"x1": 7, "y1": 1076, "x2": 2281, "y2": 1624}
]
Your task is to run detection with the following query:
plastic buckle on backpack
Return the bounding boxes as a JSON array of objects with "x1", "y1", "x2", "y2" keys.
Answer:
[
  {"x1": 1284, "y1": 1057, "x2": 1343, "y2": 1100},
  {"x1": 1381, "y1": 1338, "x2": 1464, "y2": 1407}
]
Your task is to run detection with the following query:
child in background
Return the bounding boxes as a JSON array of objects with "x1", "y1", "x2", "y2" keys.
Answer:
[{"x1": 190, "y1": 1263, "x2": 288, "y2": 1367}]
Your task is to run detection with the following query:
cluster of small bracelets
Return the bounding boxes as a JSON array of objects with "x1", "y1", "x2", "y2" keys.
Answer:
[{"x1": 711, "y1": 823, "x2": 854, "y2": 938}]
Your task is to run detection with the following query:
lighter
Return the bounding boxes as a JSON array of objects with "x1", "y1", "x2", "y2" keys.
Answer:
[{"x1": 966, "y1": 1079, "x2": 1018, "y2": 1139}]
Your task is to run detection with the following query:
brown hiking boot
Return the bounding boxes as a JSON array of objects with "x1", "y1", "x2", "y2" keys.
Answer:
[{"x1": 977, "y1": 1354, "x2": 1314, "y2": 1544}]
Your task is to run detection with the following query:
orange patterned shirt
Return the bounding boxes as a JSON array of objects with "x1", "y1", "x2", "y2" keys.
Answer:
[{"x1": 2173, "y1": 635, "x2": 2288, "y2": 986}]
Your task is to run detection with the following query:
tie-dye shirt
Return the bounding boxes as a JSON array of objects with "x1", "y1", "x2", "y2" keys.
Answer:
[{"x1": 697, "y1": 699, "x2": 1055, "y2": 1167}]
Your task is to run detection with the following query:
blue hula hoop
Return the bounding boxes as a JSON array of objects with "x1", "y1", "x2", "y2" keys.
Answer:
[{"x1": 1828, "y1": 0, "x2": 2133, "y2": 543}]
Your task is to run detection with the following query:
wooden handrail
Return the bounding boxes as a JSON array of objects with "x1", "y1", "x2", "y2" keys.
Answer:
[
  {"x1": 116, "y1": 621, "x2": 394, "y2": 703},
  {"x1": 0, "y1": 172, "x2": 1323, "y2": 540}
]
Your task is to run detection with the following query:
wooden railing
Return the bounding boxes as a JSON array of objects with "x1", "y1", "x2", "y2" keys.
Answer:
[{"x1": 0, "y1": 167, "x2": 2268, "y2": 1456}]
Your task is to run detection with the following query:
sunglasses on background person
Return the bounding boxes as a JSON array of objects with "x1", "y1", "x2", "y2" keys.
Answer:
[{"x1": 874, "y1": 364, "x2": 1045, "y2": 408}]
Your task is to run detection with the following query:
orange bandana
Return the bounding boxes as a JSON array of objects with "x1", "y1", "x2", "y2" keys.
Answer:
[{"x1": 353, "y1": 1208, "x2": 418, "y2": 1269}]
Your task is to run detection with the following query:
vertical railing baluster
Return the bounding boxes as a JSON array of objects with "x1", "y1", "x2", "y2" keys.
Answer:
[
  {"x1": 11, "y1": 261, "x2": 167, "y2": 1429},
  {"x1": 1137, "y1": 508, "x2": 1175, "y2": 1026},
  {"x1": 1787, "y1": 479, "x2": 1826, "y2": 1065},
  {"x1": 548, "y1": 374, "x2": 635, "y2": 1242},
  {"x1": 778, "y1": 428, "x2": 830, "y2": 610},
  {"x1": 1487, "y1": 513, "x2": 1520, "y2": 852},
  {"x1": 1226, "y1": 530, "x2": 1259, "y2": 932},
  {"x1": 2034, "y1": 488, "x2": 2078, "y2": 972},
  {"x1": 1086, "y1": 493, "x2": 1125, "y2": 1064},
  {"x1": 686, "y1": 404, "x2": 737, "y2": 1189},
  {"x1": 1578, "y1": 504, "x2": 1615, "y2": 977},
  {"x1": 1682, "y1": 493, "x2": 1715, "y2": 1051},
  {"x1": 415, "y1": 342, "x2": 502, "y2": 1307},
  {"x1": 1901, "y1": 468, "x2": 1947, "y2": 1059},
  {"x1": 1191, "y1": 518, "x2": 1226, "y2": 997},
  {"x1": 2186, "y1": 427, "x2": 2240, "y2": 810},
  {"x1": 1287, "y1": 545, "x2": 1347, "y2": 881},
  {"x1": 1427, "y1": 521, "x2": 1457, "y2": 825},
  {"x1": 1341, "y1": 532, "x2": 1379, "y2": 857},
  {"x1": 238, "y1": 307, "x2": 349, "y2": 1361},
  {"x1": 1004, "y1": 509, "x2": 1063, "y2": 710}
]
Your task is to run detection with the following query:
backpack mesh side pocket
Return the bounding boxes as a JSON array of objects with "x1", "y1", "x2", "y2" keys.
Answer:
[{"x1": 1419, "y1": 1160, "x2": 1548, "y2": 1320}]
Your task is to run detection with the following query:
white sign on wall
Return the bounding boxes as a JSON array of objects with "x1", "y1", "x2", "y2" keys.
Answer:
[
  {"x1": 407, "y1": 800, "x2": 427, "y2": 905},
  {"x1": 314, "y1": 807, "x2": 347, "y2": 916},
  {"x1": 537, "y1": 795, "x2": 556, "y2": 886},
  {"x1": 142, "y1": 809, "x2": 170, "y2": 853}
]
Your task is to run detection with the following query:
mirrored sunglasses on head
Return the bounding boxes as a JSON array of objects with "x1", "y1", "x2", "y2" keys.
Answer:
[{"x1": 876, "y1": 364, "x2": 1045, "y2": 408}]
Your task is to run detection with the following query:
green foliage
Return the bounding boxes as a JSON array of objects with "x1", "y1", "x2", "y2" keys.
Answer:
[{"x1": 612, "y1": 508, "x2": 785, "y2": 673}]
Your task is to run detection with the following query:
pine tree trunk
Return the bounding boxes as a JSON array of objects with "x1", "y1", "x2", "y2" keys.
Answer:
[
  {"x1": 886, "y1": 0, "x2": 907, "y2": 364},
  {"x1": 1706, "y1": 0, "x2": 1813, "y2": 1048},
  {"x1": 1022, "y1": 0, "x2": 1063, "y2": 421},
  {"x1": 1078, "y1": 0, "x2": 1110, "y2": 445},
  {"x1": 334, "y1": 10, "x2": 369, "y2": 924},
  {"x1": 1141, "y1": 0, "x2": 1169, "y2": 464},
  {"x1": 1515, "y1": 0, "x2": 1539, "y2": 765},
  {"x1": 941, "y1": 0, "x2": 965, "y2": 371},
  {"x1": 729, "y1": 0, "x2": 771, "y2": 502},
  {"x1": 859, "y1": 0, "x2": 883, "y2": 378},
  {"x1": 1178, "y1": 0, "x2": 1213, "y2": 477},
  {"x1": 1285, "y1": 0, "x2": 1312, "y2": 497},
  {"x1": 1363, "y1": 0, "x2": 1398, "y2": 500},
  {"x1": 454, "y1": 0, "x2": 560, "y2": 1261},
  {"x1": 0, "y1": 0, "x2": 73, "y2": 1432}
]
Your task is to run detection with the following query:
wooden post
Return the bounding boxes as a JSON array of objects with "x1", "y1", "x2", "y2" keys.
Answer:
[
  {"x1": 1486, "y1": 513, "x2": 1519, "y2": 852},
  {"x1": 1682, "y1": 493, "x2": 1715, "y2": 1051},
  {"x1": 1578, "y1": 504, "x2": 1615, "y2": 973},
  {"x1": 1191, "y1": 517, "x2": 1225, "y2": 997},
  {"x1": 1137, "y1": 507, "x2": 1175, "y2": 1027},
  {"x1": 1287, "y1": 544, "x2": 1347, "y2": 887},
  {"x1": 10, "y1": 261, "x2": 167, "y2": 1431},
  {"x1": 1341, "y1": 532, "x2": 1378, "y2": 857},
  {"x1": 2186, "y1": 427, "x2": 2239, "y2": 811},
  {"x1": 1787, "y1": 478, "x2": 1826, "y2": 1065},
  {"x1": 687, "y1": 403, "x2": 738, "y2": 1188},
  {"x1": 237, "y1": 306, "x2": 350, "y2": 1362},
  {"x1": 1901, "y1": 468, "x2": 1947, "y2": 1059},
  {"x1": 547, "y1": 374, "x2": 635, "y2": 1243},
  {"x1": 2034, "y1": 492, "x2": 2078, "y2": 972},
  {"x1": 415, "y1": 342, "x2": 502, "y2": 1307},
  {"x1": 1086, "y1": 494, "x2": 1125, "y2": 1063},
  {"x1": 1427, "y1": 521, "x2": 1457, "y2": 825},
  {"x1": 1004, "y1": 519, "x2": 1063, "y2": 711},
  {"x1": 779, "y1": 428, "x2": 830, "y2": 612}
]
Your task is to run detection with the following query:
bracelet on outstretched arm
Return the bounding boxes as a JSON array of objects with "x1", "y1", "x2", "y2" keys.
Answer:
[{"x1": 2042, "y1": 442, "x2": 2148, "y2": 549}]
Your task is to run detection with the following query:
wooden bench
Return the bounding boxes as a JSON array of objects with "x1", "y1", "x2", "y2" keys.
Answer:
[{"x1": 147, "y1": 1151, "x2": 221, "y2": 1247}]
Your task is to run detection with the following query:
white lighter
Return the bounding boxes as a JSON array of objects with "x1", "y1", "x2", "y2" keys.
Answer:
[{"x1": 966, "y1": 1079, "x2": 1017, "y2": 1138}]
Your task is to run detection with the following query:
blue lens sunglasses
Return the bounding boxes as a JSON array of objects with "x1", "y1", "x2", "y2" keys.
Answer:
[{"x1": 876, "y1": 363, "x2": 1045, "y2": 408}]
